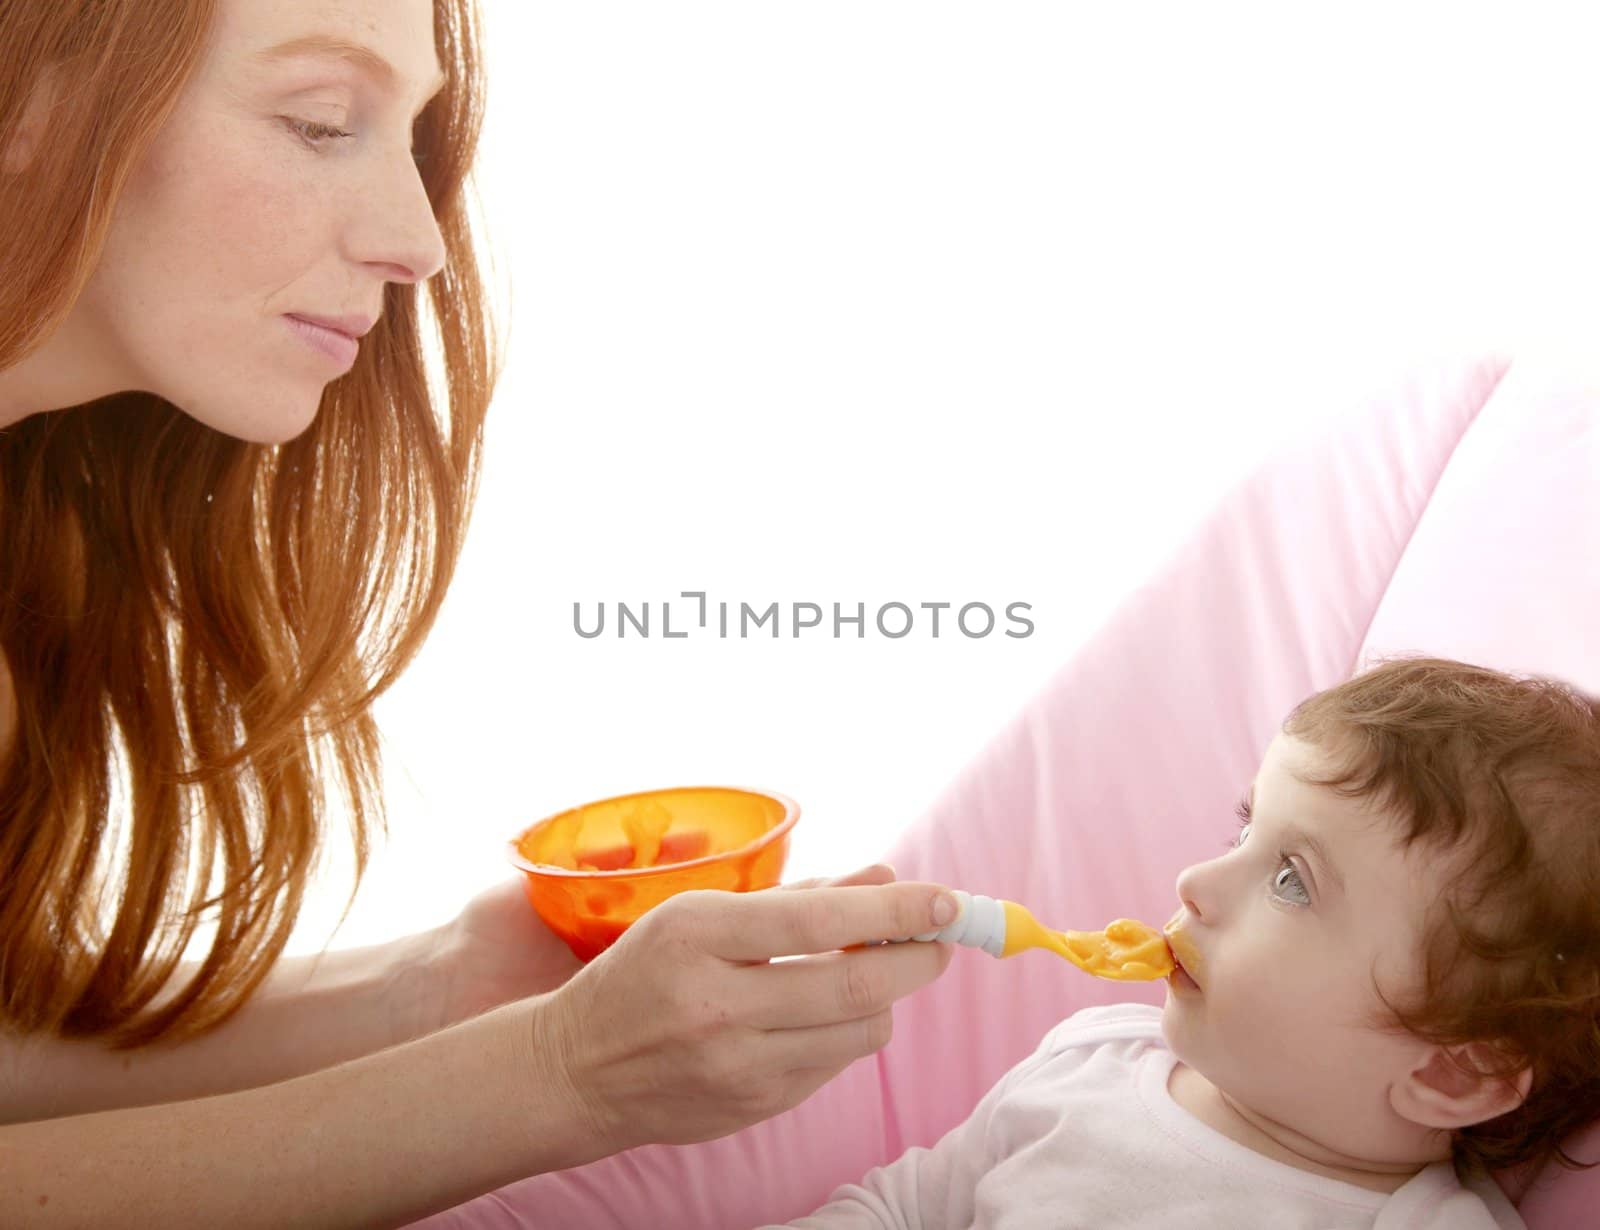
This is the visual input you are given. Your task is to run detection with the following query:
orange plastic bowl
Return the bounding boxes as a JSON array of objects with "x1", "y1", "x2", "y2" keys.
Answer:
[{"x1": 507, "y1": 785, "x2": 800, "y2": 962}]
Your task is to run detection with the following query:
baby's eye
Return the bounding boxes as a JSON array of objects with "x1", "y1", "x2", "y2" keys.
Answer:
[
  {"x1": 1230, "y1": 803, "x2": 1310, "y2": 906},
  {"x1": 1225, "y1": 796, "x2": 1253, "y2": 850},
  {"x1": 1271, "y1": 860, "x2": 1310, "y2": 906}
]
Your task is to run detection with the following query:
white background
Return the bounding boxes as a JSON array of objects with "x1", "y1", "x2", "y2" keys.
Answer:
[{"x1": 285, "y1": 2, "x2": 1600, "y2": 954}]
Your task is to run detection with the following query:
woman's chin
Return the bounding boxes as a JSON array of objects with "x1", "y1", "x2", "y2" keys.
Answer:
[{"x1": 180, "y1": 401, "x2": 323, "y2": 446}]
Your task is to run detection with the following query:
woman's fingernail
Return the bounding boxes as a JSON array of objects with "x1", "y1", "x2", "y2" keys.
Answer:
[{"x1": 931, "y1": 893, "x2": 957, "y2": 926}]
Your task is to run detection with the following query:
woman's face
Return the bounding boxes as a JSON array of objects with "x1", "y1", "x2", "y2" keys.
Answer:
[{"x1": 69, "y1": 0, "x2": 448, "y2": 442}]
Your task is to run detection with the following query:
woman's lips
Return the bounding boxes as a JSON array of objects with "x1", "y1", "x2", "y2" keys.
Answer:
[{"x1": 284, "y1": 314, "x2": 359, "y2": 370}]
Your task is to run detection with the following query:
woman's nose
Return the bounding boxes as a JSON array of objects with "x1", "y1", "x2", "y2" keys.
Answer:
[
  {"x1": 353, "y1": 164, "x2": 448, "y2": 285},
  {"x1": 367, "y1": 214, "x2": 446, "y2": 285}
]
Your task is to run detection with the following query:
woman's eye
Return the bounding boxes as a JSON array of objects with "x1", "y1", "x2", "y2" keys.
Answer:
[
  {"x1": 285, "y1": 117, "x2": 354, "y2": 147},
  {"x1": 285, "y1": 117, "x2": 426, "y2": 166}
]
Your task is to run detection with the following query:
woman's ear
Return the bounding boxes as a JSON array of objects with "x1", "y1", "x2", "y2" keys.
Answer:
[
  {"x1": 1391, "y1": 1041, "x2": 1533, "y2": 1130},
  {"x1": 3, "y1": 66, "x2": 60, "y2": 175}
]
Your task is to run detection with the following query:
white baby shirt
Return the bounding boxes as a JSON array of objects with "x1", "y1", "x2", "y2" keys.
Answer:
[{"x1": 766, "y1": 1003, "x2": 1525, "y2": 1230}]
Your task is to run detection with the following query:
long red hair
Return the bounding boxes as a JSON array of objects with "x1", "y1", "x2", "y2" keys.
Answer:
[{"x1": 0, "y1": 0, "x2": 499, "y2": 1046}]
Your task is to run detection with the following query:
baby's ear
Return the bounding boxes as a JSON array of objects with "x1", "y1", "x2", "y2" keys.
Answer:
[{"x1": 1391, "y1": 1041, "x2": 1533, "y2": 1130}]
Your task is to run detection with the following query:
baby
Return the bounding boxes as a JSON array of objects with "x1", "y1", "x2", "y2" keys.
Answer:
[{"x1": 766, "y1": 657, "x2": 1600, "y2": 1228}]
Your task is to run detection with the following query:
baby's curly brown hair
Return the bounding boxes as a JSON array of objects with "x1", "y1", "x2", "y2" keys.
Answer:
[{"x1": 1283, "y1": 655, "x2": 1600, "y2": 1183}]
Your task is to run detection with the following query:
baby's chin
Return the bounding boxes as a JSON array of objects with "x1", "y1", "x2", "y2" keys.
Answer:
[
  {"x1": 1158, "y1": 1004, "x2": 1206, "y2": 1074},
  {"x1": 1158, "y1": 1000, "x2": 1228, "y2": 1093}
]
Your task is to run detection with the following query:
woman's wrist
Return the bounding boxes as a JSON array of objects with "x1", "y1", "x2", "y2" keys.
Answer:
[
  {"x1": 391, "y1": 922, "x2": 461, "y2": 1040},
  {"x1": 490, "y1": 990, "x2": 618, "y2": 1173},
  {"x1": 408, "y1": 881, "x2": 587, "y2": 1040}
]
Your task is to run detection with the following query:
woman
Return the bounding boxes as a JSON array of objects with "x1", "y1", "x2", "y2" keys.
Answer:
[{"x1": 0, "y1": 0, "x2": 957, "y2": 1224}]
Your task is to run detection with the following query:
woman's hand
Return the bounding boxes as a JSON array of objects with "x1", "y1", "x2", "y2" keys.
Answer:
[
  {"x1": 424, "y1": 865, "x2": 908, "y2": 1034},
  {"x1": 525, "y1": 864, "x2": 957, "y2": 1156}
]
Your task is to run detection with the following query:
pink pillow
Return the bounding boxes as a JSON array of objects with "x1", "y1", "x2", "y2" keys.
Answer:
[{"x1": 411, "y1": 353, "x2": 1599, "y2": 1228}]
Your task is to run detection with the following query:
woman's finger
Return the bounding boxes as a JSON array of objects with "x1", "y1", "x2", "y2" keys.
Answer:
[
  {"x1": 738, "y1": 942, "x2": 953, "y2": 1031},
  {"x1": 694, "y1": 880, "x2": 958, "y2": 962},
  {"x1": 765, "y1": 1007, "x2": 899, "y2": 1077}
]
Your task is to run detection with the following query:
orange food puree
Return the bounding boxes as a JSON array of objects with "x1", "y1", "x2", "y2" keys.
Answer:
[
  {"x1": 529, "y1": 798, "x2": 713, "y2": 872},
  {"x1": 1001, "y1": 902, "x2": 1175, "y2": 981}
]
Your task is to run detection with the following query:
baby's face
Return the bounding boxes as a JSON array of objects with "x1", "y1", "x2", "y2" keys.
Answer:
[{"x1": 1161, "y1": 732, "x2": 1449, "y2": 1161}]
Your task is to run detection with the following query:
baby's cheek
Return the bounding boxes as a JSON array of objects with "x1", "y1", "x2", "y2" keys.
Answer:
[
  {"x1": 1269, "y1": 966, "x2": 1362, "y2": 1045},
  {"x1": 1214, "y1": 953, "x2": 1307, "y2": 1028}
]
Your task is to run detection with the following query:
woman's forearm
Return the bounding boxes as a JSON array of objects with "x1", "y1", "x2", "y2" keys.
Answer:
[
  {"x1": 0, "y1": 998, "x2": 606, "y2": 1230},
  {"x1": 1, "y1": 926, "x2": 449, "y2": 1124}
]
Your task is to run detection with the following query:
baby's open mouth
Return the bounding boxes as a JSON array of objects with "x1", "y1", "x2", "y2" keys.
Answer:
[{"x1": 1163, "y1": 931, "x2": 1202, "y2": 992}]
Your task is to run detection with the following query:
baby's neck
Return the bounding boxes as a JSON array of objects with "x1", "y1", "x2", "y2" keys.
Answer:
[{"x1": 1166, "y1": 1062, "x2": 1421, "y2": 1195}]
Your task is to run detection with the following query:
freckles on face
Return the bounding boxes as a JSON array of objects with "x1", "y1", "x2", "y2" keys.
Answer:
[
  {"x1": 125, "y1": 79, "x2": 329, "y2": 321},
  {"x1": 76, "y1": 69, "x2": 348, "y2": 439},
  {"x1": 66, "y1": 0, "x2": 453, "y2": 443}
]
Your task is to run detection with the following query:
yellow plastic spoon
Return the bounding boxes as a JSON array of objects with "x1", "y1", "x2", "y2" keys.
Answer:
[
  {"x1": 999, "y1": 900, "x2": 1174, "y2": 980},
  {"x1": 895, "y1": 889, "x2": 1175, "y2": 981}
]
